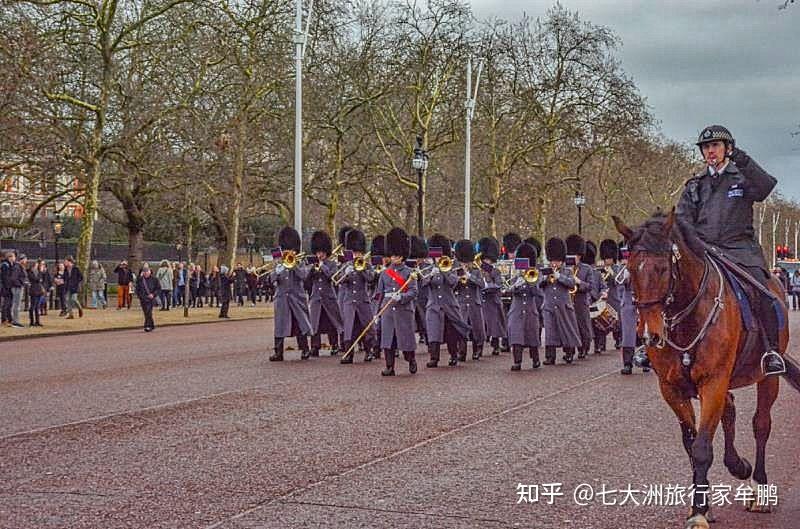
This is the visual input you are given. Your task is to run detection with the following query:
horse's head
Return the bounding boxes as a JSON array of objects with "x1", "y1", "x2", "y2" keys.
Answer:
[{"x1": 612, "y1": 209, "x2": 677, "y2": 342}]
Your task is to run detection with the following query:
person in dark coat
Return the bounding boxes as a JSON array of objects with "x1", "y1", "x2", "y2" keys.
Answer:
[
  {"x1": 26, "y1": 260, "x2": 45, "y2": 327},
  {"x1": 454, "y1": 239, "x2": 486, "y2": 360},
  {"x1": 208, "y1": 266, "x2": 220, "y2": 307},
  {"x1": 338, "y1": 228, "x2": 378, "y2": 364},
  {"x1": 136, "y1": 266, "x2": 160, "y2": 331},
  {"x1": 410, "y1": 235, "x2": 429, "y2": 345},
  {"x1": 540, "y1": 238, "x2": 581, "y2": 364},
  {"x1": 37, "y1": 260, "x2": 52, "y2": 316},
  {"x1": 566, "y1": 234, "x2": 594, "y2": 359},
  {"x1": 269, "y1": 226, "x2": 313, "y2": 361},
  {"x1": 676, "y1": 125, "x2": 783, "y2": 375},
  {"x1": 377, "y1": 227, "x2": 418, "y2": 376},
  {"x1": 218, "y1": 266, "x2": 233, "y2": 318},
  {"x1": 246, "y1": 267, "x2": 257, "y2": 306},
  {"x1": 307, "y1": 230, "x2": 344, "y2": 357},
  {"x1": 113, "y1": 261, "x2": 134, "y2": 309},
  {"x1": 505, "y1": 243, "x2": 541, "y2": 370},
  {"x1": 499, "y1": 232, "x2": 522, "y2": 352},
  {"x1": 367, "y1": 234, "x2": 387, "y2": 360},
  {"x1": 422, "y1": 233, "x2": 469, "y2": 367},
  {"x1": 478, "y1": 237, "x2": 507, "y2": 355},
  {"x1": 63, "y1": 256, "x2": 83, "y2": 319},
  {"x1": 583, "y1": 240, "x2": 606, "y2": 354},
  {"x1": 598, "y1": 239, "x2": 622, "y2": 352},
  {"x1": 233, "y1": 263, "x2": 247, "y2": 306}
]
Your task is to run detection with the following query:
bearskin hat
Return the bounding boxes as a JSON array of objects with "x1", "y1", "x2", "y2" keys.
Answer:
[
  {"x1": 386, "y1": 227, "x2": 410, "y2": 258},
  {"x1": 524, "y1": 237, "x2": 542, "y2": 262},
  {"x1": 410, "y1": 236, "x2": 429, "y2": 259},
  {"x1": 277, "y1": 226, "x2": 301, "y2": 252},
  {"x1": 515, "y1": 242, "x2": 537, "y2": 263},
  {"x1": 565, "y1": 234, "x2": 586, "y2": 256},
  {"x1": 478, "y1": 236, "x2": 500, "y2": 262},
  {"x1": 618, "y1": 240, "x2": 627, "y2": 261},
  {"x1": 310, "y1": 230, "x2": 332, "y2": 255},
  {"x1": 345, "y1": 228, "x2": 366, "y2": 253},
  {"x1": 454, "y1": 239, "x2": 475, "y2": 263},
  {"x1": 599, "y1": 239, "x2": 618, "y2": 261},
  {"x1": 338, "y1": 225, "x2": 354, "y2": 247},
  {"x1": 502, "y1": 232, "x2": 522, "y2": 256},
  {"x1": 370, "y1": 235, "x2": 385, "y2": 256},
  {"x1": 545, "y1": 237, "x2": 566, "y2": 262},
  {"x1": 427, "y1": 233, "x2": 452, "y2": 258},
  {"x1": 584, "y1": 240, "x2": 597, "y2": 265}
]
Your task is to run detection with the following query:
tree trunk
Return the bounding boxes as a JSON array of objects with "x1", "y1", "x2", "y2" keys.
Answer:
[
  {"x1": 128, "y1": 227, "x2": 144, "y2": 273},
  {"x1": 227, "y1": 117, "x2": 246, "y2": 269}
]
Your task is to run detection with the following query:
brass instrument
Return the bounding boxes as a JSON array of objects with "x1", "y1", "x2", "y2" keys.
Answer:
[
  {"x1": 254, "y1": 261, "x2": 276, "y2": 278},
  {"x1": 568, "y1": 266, "x2": 578, "y2": 296},
  {"x1": 524, "y1": 267, "x2": 539, "y2": 284},
  {"x1": 283, "y1": 250, "x2": 306, "y2": 270},
  {"x1": 354, "y1": 251, "x2": 371, "y2": 272},
  {"x1": 332, "y1": 252, "x2": 372, "y2": 286},
  {"x1": 473, "y1": 252, "x2": 483, "y2": 268},
  {"x1": 417, "y1": 255, "x2": 458, "y2": 280},
  {"x1": 598, "y1": 265, "x2": 613, "y2": 282}
]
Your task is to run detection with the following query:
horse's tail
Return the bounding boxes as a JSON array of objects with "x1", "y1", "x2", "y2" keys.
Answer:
[{"x1": 782, "y1": 356, "x2": 800, "y2": 393}]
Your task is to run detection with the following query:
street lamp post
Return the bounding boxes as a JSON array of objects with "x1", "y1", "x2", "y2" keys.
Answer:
[
  {"x1": 573, "y1": 191, "x2": 586, "y2": 235},
  {"x1": 50, "y1": 214, "x2": 63, "y2": 310},
  {"x1": 176, "y1": 242, "x2": 183, "y2": 262},
  {"x1": 411, "y1": 135, "x2": 429, "y2": 238},
  {"x1": 245, "y1": 228, "x2": 256, "y2": 266}
]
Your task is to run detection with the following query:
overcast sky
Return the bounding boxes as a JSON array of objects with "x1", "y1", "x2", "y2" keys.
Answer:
[{"x1": 472, "y1": 0, "x2": 800, "y2": 199}]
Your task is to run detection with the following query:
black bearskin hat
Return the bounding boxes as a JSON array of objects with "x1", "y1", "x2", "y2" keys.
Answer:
[
  {"x1": 454, "y1": 239, "x2": 475, "y2": 263},
  {"x1": 618, "y1": 240, "x2": 627, "y2": 261},
  {"x1": 345, "y1": 229, "x2": 367, "y2": 253},
  {"x1": 427, "y1": 233, "x2": 452, "y2": 258},
  {"x1": 277, "y1": 226, "x2": 301, "y2": 252},
  {"x1": 338, "y1": 225, "x2": 354, "y2": 247},
  {"x1": 565, "y1": 234, "x2": 586, "y2": 256},
  {"x1": 545, "y1": 237, "x2": 566, "y2": 262},
  {"x1": 478, "y1": 237, "x2": 500, "y2": 262},
  {"x1": 502, "y1": 232, "x2": 522, "y2": 256},
  {"x1": 310, "y1": 230, "x2": 332, "y2": 255},
  {"x1": 370, "y1": 235, "x2": 385, "y2": 256},
  {"x1": 524, "y1": 237, "x2": 542, "y2": 261},
  {"x1": 515, "y1": 242, "x2": 537, "y2": 263},
  {"x1": 584, "y1": 240, "x2": 597, "y2": 265},
  {"x1": 410, "y1": 236, "x2": 428, "y2": 259},
  {"x1": 386, "y1": 227, "x2": 410, "y2": 258},
  {"x1": 599, "y1": 239, "x2": 618, "y2": 261}
]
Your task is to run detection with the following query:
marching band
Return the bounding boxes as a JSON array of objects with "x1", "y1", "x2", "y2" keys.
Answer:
[{"x1": 267, "y1": 225, "x2": 646, "y2": 376}]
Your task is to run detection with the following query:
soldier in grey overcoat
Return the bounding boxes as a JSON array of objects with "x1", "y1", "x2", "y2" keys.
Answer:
[
  {"x1": 410, "y1": 236, "x2": 429, "y2": 345},
  {"x1": 378, "y1": 227, "x2": 419, "y2": 376},
  {"x1": 617, "y1": 246, "x2": 640, "y2": 375},
  {"x1": 597, "y1": 239, "x2": 622, "y2": 352},
  {"x1": 584, "y1": 240, "x2": 607, "y2": 354},
  {"x1": 505, "y1": 243, "x2": 541, "y2": 370},
  {"x1": 368, "y1": 234, "x2": 386, "y2": 360},
  {"x1": 540, "y1": 237, "x2": 582, "y2": 364},
  {"x1": 269, "y1": 226, "x2": 313, "y2": 361},
  {"x1": 566, "y1": 234, "x2": 594, "y2": 359},
  {"x1": 337, "y1": 228, "x2": 378, "y2": 364},
  {"x1": 454, "y1": 239, "x2": 486, "y2": 360},
  {"x1": 308, "y1": 230, "x2": 344, "y2": 357},
  {"x1": 422, "y1": 233, "x2": 469, "y2": 367},
  {"x1": 478, "y1": 237, "x2": 507, "y2": 355},
  {"x1": 499, "y1": 232, "x2": 522, "y2": 352}
]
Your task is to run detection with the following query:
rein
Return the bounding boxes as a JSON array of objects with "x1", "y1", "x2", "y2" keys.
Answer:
[{"x1": 637, "y1": 247, "x2": 726, "y2": 366}]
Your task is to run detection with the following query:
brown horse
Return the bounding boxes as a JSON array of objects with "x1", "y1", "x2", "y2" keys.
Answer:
[{"x1": 613, "y1": 209, "x2": 800, "y2": 529}]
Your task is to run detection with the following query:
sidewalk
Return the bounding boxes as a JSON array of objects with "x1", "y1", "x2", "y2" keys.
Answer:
[{"x1": 0, "y1": 302, "x2": 273, "y2": 341}]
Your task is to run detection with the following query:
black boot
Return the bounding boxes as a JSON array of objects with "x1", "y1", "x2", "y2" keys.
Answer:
[
  {"x1": 457, "y1": 340, "x2": 467, "y2": 362},
  {"x1": 340, "y1": 341, "x2": 353, "y2": 364},
  {"x1": 620, "y1": 363, "x2": 633, "y2": 375},
  {"x1": 577, "y1": 346, "x2": 587, "y2": 359},
  {"x1": 405, "y1": 351, "x2": 417, "y2": 374},
  {"x1": 427, "y1": 342, "x2": 440, "y2": 368},
  {"x1": 622, "y1": 346, "x2": 635, "y2": 373},
  {"x1": 491, "y1": 337, "x2": 501, "y2": 355},
  {"x1": 298, "y1": 335, "x2": 311, "y2": 360},
  {"x1": 472, "y1": 343, "x2": 482, "y2": 360},
  {"x1": 530, "y1": 347, "x2": 540, "y2": 369},
  {"x1": 501, "y1": 338, "x2": 510, "y2": 353},
  {"x1": 381, "y1": 349, "x2": 395, "y2": 376},
  {"x1": 543, "y1": 346, "x2": 556, "y2": 365},
  {"x1": 562, "y1": 348, "x2": 574, "y2": 364},
  {"x1": 511, "y1": 345, "x2": 522, "y2": 371},
  {"x1": 269, "y1": 338, "x2": 284, "y2": 361}
]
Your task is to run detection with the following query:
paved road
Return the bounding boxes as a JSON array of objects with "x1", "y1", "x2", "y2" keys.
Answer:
[{"x1": 1, "y1": 317, "x2": 799, "y2": 529}]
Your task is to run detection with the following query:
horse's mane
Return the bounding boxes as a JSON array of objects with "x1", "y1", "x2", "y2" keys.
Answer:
[{"x1": 629, "y1": 210, "x2": 705, "y2": 259}]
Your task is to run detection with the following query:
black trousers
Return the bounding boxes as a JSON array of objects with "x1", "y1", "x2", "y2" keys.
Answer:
[
  {"x1": 142, "y1": 300, "x2": 155, "y2": 329},
  {"x1": 219, "y1": 300, "x2": 230, "y2": 317}
]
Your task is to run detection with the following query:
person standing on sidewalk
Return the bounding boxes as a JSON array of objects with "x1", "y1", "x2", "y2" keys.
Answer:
[
  {"x1": 136, "y1": 266, "x2": 159, "y2": 332},
  {"x1": 156, "y1": 260, "x2": 173, "y2": 311},
  {"x1": 4, "y1": 253, "x2": 29, "y2": 328},
  {"x1": 53, "y1": 262, "x2": 67, "y2": 316},
  {"x1": 218, "y1": 265, "x2": 233, "y2": 318},
  {"x1": 88, "y1": 260, "x2": 107, "y2": 309},
  {"x1": 114, "y1": 260, "x2": 134, "y2": 309},
  {"x1": 63, "y1": 256, "x2": 84, "y2": 319},
  {"x1": 26, "y1": 259, "x2": 45, "y2": 327},
  {"x1": 1, "y1": 251, "x2": 14, "y2": 327}
]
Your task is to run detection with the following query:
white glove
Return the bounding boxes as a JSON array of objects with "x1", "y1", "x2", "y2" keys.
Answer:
[
  {"x1": 276, "y1": 264, "x2": 286, "y2": 275},
  {"x1": 432, "y1": 266, "x2": 441, "y2": 275},
  {"x1": 553, "y1": 271, "x2": 561, "y2": 280},
  {"x1": 389, "y1": 291, "x2": 402, "y2": 301},
  {"x1": 513, "y1": 276, "x2": 525, "y2": 288},
  {"x1": 574, "y1": 277, "x2": 582, "y2": 285}
]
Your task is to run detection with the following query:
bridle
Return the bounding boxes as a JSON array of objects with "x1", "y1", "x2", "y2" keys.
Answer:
[{"x1": 631, "y1": 243, "x2": 726, "y2": 366}]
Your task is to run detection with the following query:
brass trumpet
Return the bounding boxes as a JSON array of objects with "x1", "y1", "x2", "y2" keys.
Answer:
[
  {"x1": 283, "y1": 250, "x2": 306, "y2": 270},
  {"x1": 524, "y1": 267, "x2": 539, "y2": 284}
]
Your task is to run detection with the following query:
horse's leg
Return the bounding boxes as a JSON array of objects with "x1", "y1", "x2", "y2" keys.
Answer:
[
  {"x1": 721, "y1": 391, "x2": 753, "y2": 480},
  {"x1": 658, "y1": 381, "x2": 697, "y2": 459},
  {"x1": 748, "y1": 376, "x2": 780, "y2": 513},
  {"x1": 685, "y1": 380, "x2": 728, "y2": 528}
]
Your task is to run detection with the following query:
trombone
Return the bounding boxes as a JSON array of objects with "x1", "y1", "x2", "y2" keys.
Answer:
[
  {"x1": 332, "y1": 252, "x2": 371, "y2": 286},
  {"x1": 417, "y1": 255, "x2": 460, "y2": 280},
  {"x1": 254, "y1": 249, "x2": 306, "y2": 277}
]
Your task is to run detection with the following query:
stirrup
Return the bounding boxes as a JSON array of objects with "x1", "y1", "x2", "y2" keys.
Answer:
[{"x1": 761, "y1": 350, "x2": 786, "y2": 376}]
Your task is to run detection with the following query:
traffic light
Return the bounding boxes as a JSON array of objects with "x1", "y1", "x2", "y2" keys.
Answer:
[{"x1": 776, "y1": 245, "x2": 792, "y2": 260}]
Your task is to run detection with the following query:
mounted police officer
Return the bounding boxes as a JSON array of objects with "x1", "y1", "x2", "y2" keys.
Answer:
[{"x1": 676, "y1": 125, "x2": 784, "y2": 376}]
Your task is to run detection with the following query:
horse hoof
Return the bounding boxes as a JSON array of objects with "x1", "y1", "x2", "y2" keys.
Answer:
[
  {"x1": 746, "y1": 501, "x2": 773, "y2": 513},
  {"x1": 685, "y1": 514, "x2": 709, "y2": 529},
  {"x1": 737, "y1": 458, "x2": 753, "y2": 480}
]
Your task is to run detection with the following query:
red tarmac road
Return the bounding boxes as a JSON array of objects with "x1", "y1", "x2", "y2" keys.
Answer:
[{"x1": 1, "y1": 316, "x2": 799, "y2": 528}]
